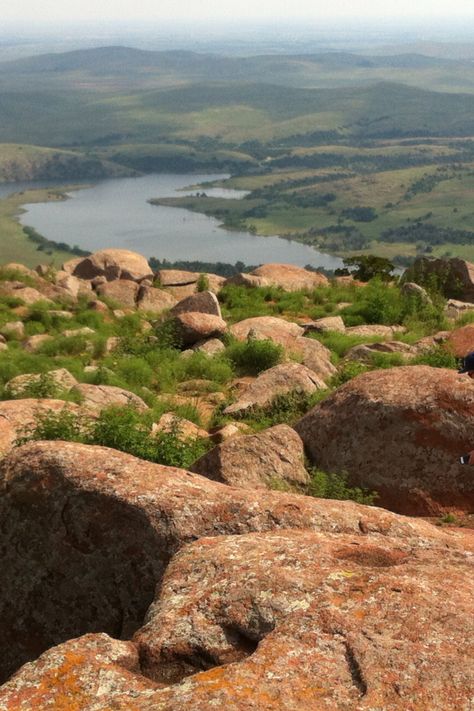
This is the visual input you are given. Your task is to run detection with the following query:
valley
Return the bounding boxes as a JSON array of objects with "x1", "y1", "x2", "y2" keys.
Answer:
[{"x1": 2, "y1": 46, "x2": 474, "y2": 267}]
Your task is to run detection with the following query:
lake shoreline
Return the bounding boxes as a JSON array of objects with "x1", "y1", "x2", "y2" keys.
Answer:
[{"x1": 5, "y1": 173, "x2": 345, "y2": 270}]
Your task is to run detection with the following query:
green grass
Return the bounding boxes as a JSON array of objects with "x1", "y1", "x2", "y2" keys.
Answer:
[{"x1": 0, "y1": 189, "x2": 80, "y2": 267}]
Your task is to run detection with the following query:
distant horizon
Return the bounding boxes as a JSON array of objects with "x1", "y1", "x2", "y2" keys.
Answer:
[{"x1": 3, "y1": 14, "x2": 474, "y2": 66}]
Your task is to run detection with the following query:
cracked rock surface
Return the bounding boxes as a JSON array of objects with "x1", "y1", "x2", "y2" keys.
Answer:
[
  {"x1": 0, "y1": 527, "x2": 472, "y2": 710},
  {"x1": 0, "y1": 440, "x2": 449, "y2": 684}
]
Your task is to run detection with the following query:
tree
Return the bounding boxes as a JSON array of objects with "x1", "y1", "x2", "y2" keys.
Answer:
[{"x1": 336, "y1": 255, "x2": 395, "y2": 282}]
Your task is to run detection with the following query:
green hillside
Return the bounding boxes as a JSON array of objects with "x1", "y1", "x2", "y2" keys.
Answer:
[
  {"x1": 0, "y1": 144, "x2": 134, "y2": 182},
  {"x1": 2, "y1": 46, "x2": 474, "y2": 266}
]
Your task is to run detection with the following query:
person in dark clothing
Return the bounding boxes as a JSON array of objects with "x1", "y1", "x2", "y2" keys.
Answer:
[{"x1": 458, "y1": 352, "x2": 474, "y2": 464}]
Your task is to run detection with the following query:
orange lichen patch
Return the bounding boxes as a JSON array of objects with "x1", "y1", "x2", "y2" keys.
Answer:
[
  {"x1": 334, "y1": 545, "x2": 409, "y2": 568},
  {"x1": 5, "y1": 652, "x2": 88, "y2": 710}
]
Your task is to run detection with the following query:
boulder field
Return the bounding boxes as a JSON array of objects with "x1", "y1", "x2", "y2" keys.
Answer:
[
  {"x1": 295, "y1": 365, "x2": 474, "y2": 515},
  {"x1": 2, "y1": 251, "x2": 474, "y2": 707}
]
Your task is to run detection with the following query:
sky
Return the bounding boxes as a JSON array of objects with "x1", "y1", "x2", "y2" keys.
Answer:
[{"x1": 3, "y1": 0, "x2": 474, "y2": 23}]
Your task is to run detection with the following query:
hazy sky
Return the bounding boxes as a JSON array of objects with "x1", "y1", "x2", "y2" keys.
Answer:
[{"x1": 4, "y1": 0, "x2": 474, "y2": 23}]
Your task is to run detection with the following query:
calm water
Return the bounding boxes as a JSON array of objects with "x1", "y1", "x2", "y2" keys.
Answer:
[{"x1": 16, "y1": 173, "x2": 344, "y2": 269}]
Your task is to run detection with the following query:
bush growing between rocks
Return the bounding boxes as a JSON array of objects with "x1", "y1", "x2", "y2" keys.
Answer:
[
  {"x1": 16, "y1": 405, "x2": 210, "y2": 469},
  {"x1": 196, "y1": 273, "x2": 210, "y2": 292},
  {"x1": 331, "y1": 361, "x2": 370, "y2": 387},
  {"x1": 219, "y1": 284, "x2": 311, "y2": 322},
  {"x1": 339, "y1": 277, "x2": 446, "y2": 332},
  {"x1": 308, "y1": 468, "x2": 377, "y2": 505},
  {"x1": 412, "y1": 347, "x2": 458, "y2": 369},
  {"x1": 225, "y1": 337, "x2": 284, "y2": 375},
  {"x1": 39, "y1": 334, "x2": 90, "y2": 357},
  {"x1": 7, "y1": 372, "x2": 82, "y2": 402},
  {"x1": 216, "y1": 390, "x2": 328, "y2": 431}
]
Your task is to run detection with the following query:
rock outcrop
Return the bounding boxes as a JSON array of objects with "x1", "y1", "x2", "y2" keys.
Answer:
[
  {"x1": 224, "y1": 363, "x2": 326, "y2": 415},
  {"x1": 170, "y1": 290, "x2": 222, "y2": 318},
  {"x1": 191, "y1": 424, "x2": 309, "y2": 489},
  {"x1": 2, "y1": 525, "x2": 470, "y2": 709},
  {"x1": 406, "y1": 256, "x2": 474, "y2": 302},
  {"x1": 345, "y1": 340, "x2": 416, "y2": 363},
  {"x1": 96, "y1": 279, "x2": 139, "y2": 308},
  {"x1": 229, "y1": 317, "x2": 335, "y2": 381},
  {"x1": 72, "y1": 383, "x2": 148, "y2": 412},
  {"x1": 445, "y1": 324, "x2": 474, "y2": 357},
  {"x1": 295, "y1": 365, "x2": 474, "y2": 514},
  {"x1": 157, "y1": 270, "x2": 225, "y2": 299},
  {"x1": 0, "y1": 282, "x2": 52, "y2": 306},
  {"x1": 135, "y1": 529, "x2": 473, "y2": 708},
  {"x1": 305, "y1": 315, "x2": 346, "y2": 333},
  {"x1": 0, "y1": 633, "x2": 160, "y2": 709},
  {"x1": 136, "y1": 285, "x2": 177, "y2": 313},
  {"x1": 172, "y1": 312, "x2": 227, "y2": 346},
  {"x1": 72, "y1": 249, "x2": 153, "y2": 282},
  {"x1": 230, "y1": 316, "x2": 303, "y2": 349},
  {"x1": 152, "y1": 413, "x2": 208, "y2": 440},
  {"x1": 0, "y1": 440, "x2": 441, "y2": 682},
  {"x1": 250, "y1": 263, "x2": 329, "y2": 291}
]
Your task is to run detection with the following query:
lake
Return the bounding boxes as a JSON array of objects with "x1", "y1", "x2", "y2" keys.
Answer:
[{"x1": 17, "y1": 173, "x2": 345, "y2": 269}]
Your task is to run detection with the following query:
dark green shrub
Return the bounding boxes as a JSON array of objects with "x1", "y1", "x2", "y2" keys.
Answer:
[
  {"x1": 233, "y1": 390, "x2": 328, "y2": 430},
  {"x1": 15, "y1": 408, "x2": 90, "y2": 445},
  {"x1": 39, "y1": 334, "x2": 90, "y2": 356},
  {"x1": 308, "y1": 468, "x2": 377, "y2": 505},
  {"x1": 196, "y1": 273, "x2": 210, "y2": 292},
  {"x1": 411, "y1": 347, "x2": 458, "y2": 369},
  {"x1": 226, "y1": 338, "x2": 283, "y2": 375},
  {"x1": 17, "y1": 405, "x2": 210, "y2": 470},
  {"x1": 114, "y1": 357, "x2": 154, "y2": 388}
]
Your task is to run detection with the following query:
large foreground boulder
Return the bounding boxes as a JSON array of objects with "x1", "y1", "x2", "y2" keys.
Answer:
[
  {"x1": 191, "y1": 424, "x2": 309, "y2": 489},
  {"x1": 72, "y1": 249, "x2": 153, "y2": 282},
  {"x1": 295, "y1": 365, "x2": 474, "y2": 515},
  {"x1": 0, "y1": 440, "x2": 443, "y2": 682},
  {"x1": 1, "y1": 525, "x2": 471, "y2": 710},
  {"x1": 135, "y1": 529, "x2": 473, "y2": 707}
]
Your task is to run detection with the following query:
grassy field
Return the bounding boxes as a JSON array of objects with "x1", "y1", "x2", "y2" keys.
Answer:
[
  {"x1": 153, "y1": 156, "x2": 474, "y2": 265},
  {"x1": 0, "y1": 189, "x2": 78, "y2": 267}
]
